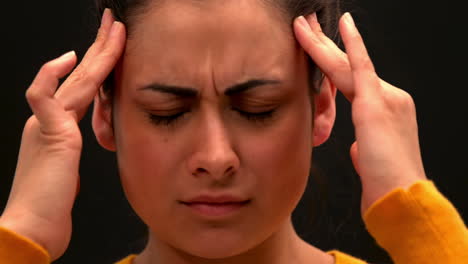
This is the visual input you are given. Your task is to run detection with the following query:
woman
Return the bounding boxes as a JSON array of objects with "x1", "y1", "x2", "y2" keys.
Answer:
[{"x1": 0, "y1": 0, "x2": 467, "y2": 263}]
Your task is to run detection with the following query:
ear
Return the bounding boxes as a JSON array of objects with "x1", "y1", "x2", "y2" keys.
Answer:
[
  {"x1": 312, "y1": 76, "x2": 337, "y2": 147},
  {"x1": 92, "y1": 89, "x2": 116, "y2": 151}
]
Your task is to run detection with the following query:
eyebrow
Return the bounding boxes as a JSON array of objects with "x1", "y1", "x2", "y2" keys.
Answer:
[{"x1": 138, "y1": 79, "x2": 282, "y2": 97}]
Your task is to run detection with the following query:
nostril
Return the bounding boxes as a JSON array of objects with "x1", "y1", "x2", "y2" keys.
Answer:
[
  {"x1": 192, "y1": 167, "x2": 209, "y2": 177},
  {"x1": 196, "y1": 168, "x2": 208, "y2": 174},
  {"x1": 225, "y1": 166, "x2": 235, "y2": 175},
  {"x1": 191, "y1": 166, "x2": 236, "y2": 179}
]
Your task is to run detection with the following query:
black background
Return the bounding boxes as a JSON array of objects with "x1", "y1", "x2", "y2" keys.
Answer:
[{"x1": 1, "y1": 1, "x2": 467, "y2": 263}]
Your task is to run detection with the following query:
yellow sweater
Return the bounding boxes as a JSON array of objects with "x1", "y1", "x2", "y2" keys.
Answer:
[{"x1": 1, "y1": 180, "x2": 467, "y2": 263}]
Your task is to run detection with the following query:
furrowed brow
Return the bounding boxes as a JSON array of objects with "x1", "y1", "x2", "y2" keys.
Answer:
[
  {"x1": 224, "y1": 79, "x2": 282, "y2": 96},
  {"x1": 138, "y1": 79, "x2": 281, "y2": 97},
  {"x1": 138, "y1": 83, "x2": 198, "y2": 97}
]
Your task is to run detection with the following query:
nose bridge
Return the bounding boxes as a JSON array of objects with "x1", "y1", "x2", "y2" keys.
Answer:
[
  {"x1": 204, "y1": 109, "x2": 229, "y2": 152},
  {"x1": 190, "y1": 105, "x2": 239, "y2": 180}
]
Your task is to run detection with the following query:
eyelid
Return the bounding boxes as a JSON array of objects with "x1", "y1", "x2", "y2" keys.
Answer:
[
  {"x1": 234, "y1": 108, "x2": 277, "y2": 123},
  {"x1": 148, "y1": 108, "x2": 188, "y2": 115},
  {"x1": 134, "y1": 95, "x2": 194, "y2": 109},
  {"x1": 148, "y1": 111, "x2": 189, "y2": 126},
  {"x1": 142, "y1": 101, "x2": 192, "y2": 112},
  {"x1": 231, "y1": 101, "x2": 279, "y2": 112},
  {"x1": 234, "y1": 108, "x2": 276, "y2": 115}
]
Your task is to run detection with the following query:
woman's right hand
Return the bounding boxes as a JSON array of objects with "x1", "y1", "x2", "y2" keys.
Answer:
[{"x1": 0, "y1": 9, "x2": 126, "y2": 261}]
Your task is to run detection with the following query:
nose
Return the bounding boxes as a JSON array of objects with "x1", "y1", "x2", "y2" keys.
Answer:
[{"x1": 187, "y1": 112, "x2": 240, "y2": 183}]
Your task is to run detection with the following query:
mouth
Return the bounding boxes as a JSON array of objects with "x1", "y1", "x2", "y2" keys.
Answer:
[{"x1": 180, "y1": 200, "x2": 251, "y2": 218}]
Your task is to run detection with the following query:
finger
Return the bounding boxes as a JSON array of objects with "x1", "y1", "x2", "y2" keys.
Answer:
[
  {"x1": 26, "y1": 51, "x2": 77, "y2": 129},
  {"x1": 349, "y1": 141, "x2": 361, "y2": 175},
  {"x1": 55, "y1": 21, "x2": 126, "y2": 121},
  {"x1": 294, "y1": 14, "x2": 355, "y2": 101},
  {"x1": 339, "y1": 13, "x2": 380, "y2": 99},
  {"x1": 306, "y1": 13, "x2": 347, "y2": 59},
  {"x1": 95, "y1": 9, "x2": 114, "y2": 45},
  {"x1": 53, "y1": 8, "x2": 117, "y2": 113}
]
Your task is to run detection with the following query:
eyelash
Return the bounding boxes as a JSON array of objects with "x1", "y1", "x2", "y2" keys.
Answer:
[
  {"x1": 149, "y1": 111, "x2": 186, "y2": 126},
  {"x1": 236, "y1": 109, "x2": 275, "y2": 123},
  {"x1": 148, "y1": 109, "x2": 276, "y2": 126}
]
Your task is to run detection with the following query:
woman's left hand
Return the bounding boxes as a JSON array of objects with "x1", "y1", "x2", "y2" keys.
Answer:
[{"x1": 293, "y1": 12, "x2": 427, "y2": 216}]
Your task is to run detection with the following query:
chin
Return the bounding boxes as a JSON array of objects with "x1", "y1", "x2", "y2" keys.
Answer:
[
  {"x1": 186, "y1": 245, "x2": 246, "y2": 259},
  {"x1": 170, "y1": 229, "x2": 264, "y2": 260}
]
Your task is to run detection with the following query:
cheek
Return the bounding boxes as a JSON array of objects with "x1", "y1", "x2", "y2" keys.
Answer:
[
  {"x1": 113, "y1": 104, "x2": 181, "y2": 223},
  {"x1": 243, "y1": 100, "x2": 313, "y2": 216}
]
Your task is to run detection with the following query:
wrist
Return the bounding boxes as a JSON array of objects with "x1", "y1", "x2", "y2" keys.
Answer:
[
  {"x1": 0, "y1": 209, "x2": 59, "y2": 259},
  {"x1": 0, "y1": 205, "x2": 72, "y2": 260},
  {"x1": 361, "y1": 177, "x2": 428, "y2": 214},
  {"x1": 0, "y1": 214, "x2": 49, "y2": 252}
]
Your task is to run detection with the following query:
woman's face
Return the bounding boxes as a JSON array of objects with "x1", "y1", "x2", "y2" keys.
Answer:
[{"x1": 96, "y1": 0, "x2": 332, "y2": 259}]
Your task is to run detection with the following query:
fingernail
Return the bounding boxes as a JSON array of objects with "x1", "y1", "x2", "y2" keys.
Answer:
[
  {"x1": 101, "y1": 8, "x2": 111, "y2": 26},
  {"x1": 310, "y1": 13, "x2": 318, "y2": 23},
  {"x1": 109, "y1": 21, "x2": 120, "y2": 37},
  {"x1": 296, "y1": 16, "x2": 310, "y2": 31},
  {"x1": 58, "y1": 50, "x2": 76, "y2": 62},
  {"x1": 344, "y1": 12, "x2": 355, "y2": 27}
]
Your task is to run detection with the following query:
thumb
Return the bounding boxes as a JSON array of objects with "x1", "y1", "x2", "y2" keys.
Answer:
[{"x1": 350, "y1": 141, "x2": 360, "y2": 175}]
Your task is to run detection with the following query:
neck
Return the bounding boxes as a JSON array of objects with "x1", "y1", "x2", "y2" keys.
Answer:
[{"x1": 134, "y1": 218, "x2": 334, "y2": 264}]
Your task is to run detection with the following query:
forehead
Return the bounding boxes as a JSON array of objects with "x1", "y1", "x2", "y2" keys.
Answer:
[{"x1": 121, "y1": 0, "x2": 303, "y2": 90}]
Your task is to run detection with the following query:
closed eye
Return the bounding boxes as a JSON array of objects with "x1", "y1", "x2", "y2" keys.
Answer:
[
  {"x1": 147, "y1": 108, "x2": 277, "y2": 127},
  {"x1": 234, "y1": 108, "x2": 276, "y2": 123},
  {"x1": 148, "y1": 112, "x2": 188, "y2": 126}
]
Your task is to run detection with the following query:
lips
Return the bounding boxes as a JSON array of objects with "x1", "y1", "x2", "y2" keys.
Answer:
[
  {"x1": 182, "y1": 194, "x2": 249, "y2": 204},
  {"x1": 180, "y1": 194, "x2": 250, "y2": 217}
]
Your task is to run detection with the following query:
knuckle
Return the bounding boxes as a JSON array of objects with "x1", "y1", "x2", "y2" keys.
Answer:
[
  {"x1": 24, "y1": 115, "x2": 40, "y2": 132},
  {"x1": 95, "y1": 31, "x2": 106, "y2": 44},
  {"x1": 100, "y1": 49, "x2": 115, "y2": 61},
  {"x1": 350, "y1": 30, "x2": 363, "y2": 44},
  {"x1": 304, "y1": 39, "x2": 321, "y2": 53},
  {"x1": 92, "y1": 30, "x2": 108, "y2": 50},
  {"x1": 316, "y1": 26, "x2": 326, "y2": 38},
  {"x1": 357, "y1": 58, "x2": 374, "y2": 72},
  {"x1": 39, "y1": 61, "x2": 56, "y2": 76},
  {"x1": 385, "y1": 89, "x2": 416, "y2": 112},
  {"x1": 89, "y1": 40, "x2": 104, "y2": 55},
  {"x1": 398, "y1": 91, "x2": 416, "y2": 109},
  {"x1": 328, "y1": 57, "x2": 349, "y2": 79},
  {"x1": 72, "y1": 65, "x2": 87, "y2": 80},
  {"x1": 101, "y1": 44, "x2": 119, "y2": 60},
  {"x1": 68, "y1": 65, "x2": 95, "y2": 87},
  {"x1": 25, "y1": 86, "x2": 41, "y2": 103},
  {"x1": 335, "y1": 57, "x2": 350, "y2": 72}
]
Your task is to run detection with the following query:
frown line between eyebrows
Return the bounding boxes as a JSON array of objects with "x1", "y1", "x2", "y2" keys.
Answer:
[{"x1": 137, "y1": 79, "x2": 283, "y2": 97}]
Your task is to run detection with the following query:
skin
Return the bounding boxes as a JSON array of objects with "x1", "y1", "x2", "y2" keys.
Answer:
[
  {"x1": 94, "y1": 1, "x2": 336, "y2": 264},
  {"x1": 0, "y1": 0, "x2": 428, "y2": 263}
]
